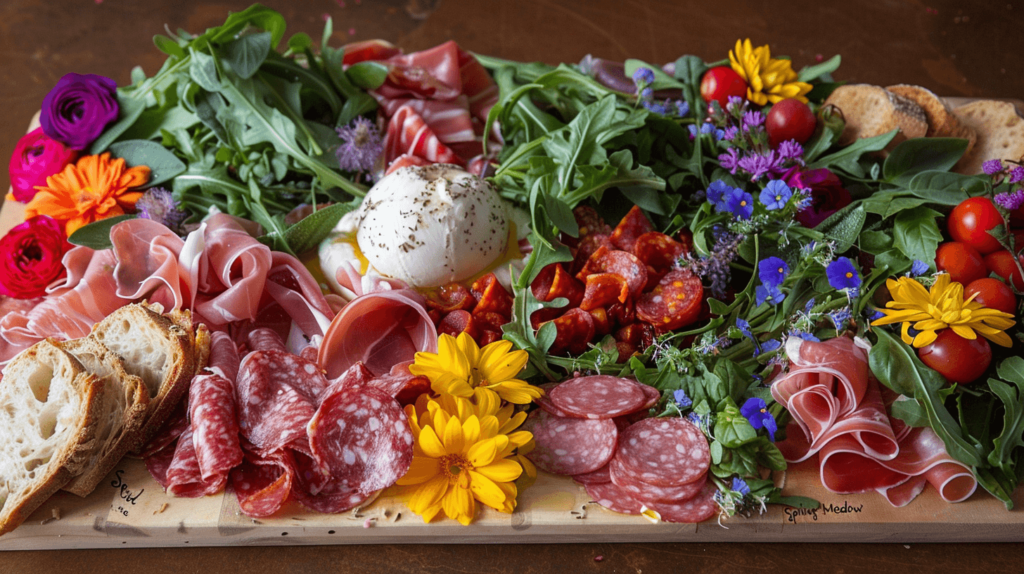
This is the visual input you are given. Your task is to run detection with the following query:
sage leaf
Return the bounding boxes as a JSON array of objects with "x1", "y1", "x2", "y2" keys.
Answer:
[
  {"x1": 67, "y1": 215, "x2": 137, "y2": 250},
  {"x1": 108, "y1": 139, "x2": 186, "y2": 186}
]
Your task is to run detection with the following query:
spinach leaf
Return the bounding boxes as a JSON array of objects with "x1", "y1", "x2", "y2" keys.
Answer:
[
  {"x1": 797, "y1": 55, "x2": 841, "y2": 82},
  {"x1": 220, "y1": 31, "x2": 272, "y2": 79},
  {"x1": 892, "y1": 207, "x2": 942, "y2": 265},
  {"x1": 905, "y1": 170, "x2": 987, "y2": 204},
  {"x1": 806, "y1": 130, "x2": 896, "y2": 177}
]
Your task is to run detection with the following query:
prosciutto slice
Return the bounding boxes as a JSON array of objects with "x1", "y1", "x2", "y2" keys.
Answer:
[
  {"x1": 317, "y1": 289, "x2": 437, "y2": 379},
  {"x1": 773, "y1": 336, "x2": 977, "y2": 506}
]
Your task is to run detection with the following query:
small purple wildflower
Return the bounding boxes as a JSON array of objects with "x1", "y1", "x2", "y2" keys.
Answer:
[
  {"x1": 726, "y1": 95, "x2": 745, "y2": 113},
  {"x1": 742, "y1": 111, "x2": 765, "y2": 131},
  {"x1": 687, "y1": 412, "x2": 704, "y2": 428},
  {"x1": 336, "y1": 116, "x2": 384, "y2": 173},
  {"x1": 643, "y1": 99, "x2": 669, "y2": 114},
  {"x1": 688, "y1": 231, "x2": 744, "y2": 298},
  {"x1": 736, "y1": 318, "x2": 753, "y2": 340},
  {"x1": 722, "y1": 126, "x2": 739, "y2": 141},
  {"x1": 632, "y1": 66, "x2": 655, "y2": 88},
  {"x1": 740, "y1": 397, "x2": 777, "y2": 441},
  {"x1": 674, "y1": 389, "x2": 693, "y2": 408},
  {"x1": 700, "y1": 122, "x2": 716, "y2": 135},
  {"x1": 804, "y1": 298, "x2": 816, "y2": 313},
  {"x1": 755, "y1": 284, "x2": 786, "y2": 306},
  {"x1": 983, "y1": 159, "x2": 1004, "y2": 175},
  {"x1": 758, "y1": 339, "x2": 782, "y2": 354},
  {"x1": 826, "y1": 257, "x2": 862, "y2": 291},
  {"x1": 640, "y1": 86, "x2": 654, "y2": 101},
  {"x1": 1009, "y1": 166, "x2": 1024, "y2": 184},
  {"x1": 726, "y1": 188, "x2": 754, "y2": 219},
  {"x1": 829, "y1": 307, "x2": 853, "y2": 330},
  {"x1": 731, "y1": 477, "x2": 751, "y2": 497},
  {"x1": 737, "y1": 151, "x2": 781, "y2": 182},
  {"x1": 777, "y1": 140, "x2": 804, "y2": 161},
  {"x1": 790, "y1": 330, "x2": 820, "y2": 342},
  {"x1": 135, "y1": 187, "x2": 189, "y2": 232},
  {"x1": 759, "y1": 256, "x2": 790, "y2": 287},
  {"x1": 718, "y1": 148, "x2": 741, "y2": 174},
  {"x1": 994, "y1": 189, "x2": 1024, "y2": 211},
  {"x1": 869, "y1": 309, "x2": 886, "y2": 322},
  {"x1": 688, "y1": 124, "x2": 699, "y2": 139},
  {"x1": 760, "y1": 179, "x2": 792, "y2": 210}
]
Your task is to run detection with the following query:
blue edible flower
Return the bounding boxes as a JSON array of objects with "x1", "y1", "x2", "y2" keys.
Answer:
[
  {"x1": 633, "y1": 66, "x2": 656, "y2": 89},
  {"x1": 706, "y1": 180, "x2": 734, "y2": 212},
  {"x1": 759, "y1": 180, "x2": 792, "y2": 211},
  {"x1": 740, "y1": 397, "x2": 777, "y2": 442},
  {"x1": 725, "y1": 188, "x2": 754, "y2": 220},
  {"x1": 700, "y1": 122, "x2": 716, "y2": 135},
  {"x1": 673, "y1": 389, "x2": 693, "y2": 408},
  {"x1": 826, "y1": 257, "x2": 862, "y2": 291},
  {"x1": 758, "y1": 256, "x2": 790, "y2": 288},
  {"x1": 909, "y1": 259, "x2": 930, "y2": 277},
  {"x1": 755, "y1": 284, "x2": 786, "y2": 307},
  {"x1": 731, "y1": 477, "x2": 751, "y2": 497},
  {"x1": 790, "y1": 330, "x2": 820, "y2": 342},
  {"x1": 675, "y1": 100, "x2": 690, "y2": 117}
]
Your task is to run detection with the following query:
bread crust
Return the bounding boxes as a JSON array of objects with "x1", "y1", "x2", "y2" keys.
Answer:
[
  {"x1": 824, "y1": 84, "x2": 928, "y2": 150},
  {"x1": 952, "y1": 100, "x2": 1024, "y2": 175}
]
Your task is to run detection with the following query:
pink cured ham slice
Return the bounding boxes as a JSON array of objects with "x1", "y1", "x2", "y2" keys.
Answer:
[
  {"x1": 383, "y1": 104, "x2": 464, "y2": 166},
  {"x1": 385, "y1": 154, "x2": 431, "y2": 176},
  {"x1": 340, "y1": 39, "x2": 402, "y2": 66},
  {"x1": 585, "y1": 481, "x2": 643, "y2": 515},
  {"x1": 521, "y1": 409, "x2": 618, "y2": 476},
  {"x1": 572, "y1": 464, "x2": 612, "y2": 485},
  {"x1": 165, "y1": 427, "x2": 227, "y2": 497},
  {"x1": 207, "y1": 331, "x2": 241, "y2": 382},
  {"x1": 373, "y1": 41, "x2": 463, "y2": 102},
  {"x1": 307, "y1": 386, "x2": 414, "y2": 494},
  {"x1": 189, "y1": 373, "x2": 242, "y2": 482},
  {"x1": 878, "y1": 476, "x2": 928, "y2": 508},
  {"x1": 318, "y1": 289, "x2": 437, "y2": 379},
  {"x1": 608, "y1": 458, "x2": 707, "y2": 504},
  {"x1": 644, "y1": 481, "x2": 719, "y2": 523},
  {"x1": 614, "y1": 418, "x2": 710, "y2": 487},
  {"x1": 247, "y1": 327, "x2": 288, "y2": 354},
  {"x1": 378, "y1": 96, "x2": 476, "y2": 145},
  {"x1": 230, "y1": 448, "x2": 296, "y2": 518},
  {"x1": 548, "y1": 375, "x2": 647, "y2": 420},
  {"x1": 236, "y1": 349, "x2": 329, "y2": 452}
]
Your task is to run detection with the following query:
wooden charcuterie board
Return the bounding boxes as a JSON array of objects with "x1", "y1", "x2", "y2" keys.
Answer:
[{"x1": 3, "y1": 97, "x2": 1024, "y2": 549}]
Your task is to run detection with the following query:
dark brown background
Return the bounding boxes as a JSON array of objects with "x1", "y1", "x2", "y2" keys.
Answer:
[{"x1": 1, "y1": 0, "x2": 1023, "y2": 571}]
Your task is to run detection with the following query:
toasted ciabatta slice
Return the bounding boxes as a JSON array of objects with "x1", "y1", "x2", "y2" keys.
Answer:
[
  {"x1": 952, "y1": 100, "x2": 1024, "y2": 175},
  {"x1": 824, "y1": 84, "x2": 928, "y2": 150},
  {"x1": 88, "y1": 304, "x2": 195, "y2": 449},
  {"x1": 58, "y1": 338, "x2": 148, "y2": 497},
  {"x1": 0, "y1": 340, "x2": 105, "y2": 536},
  {"x1": 885, "y1": 84, "x2": 978, "y2": 155},
  {"x1": 166, "y1": 308, "x2": 211, "y2": 376}
]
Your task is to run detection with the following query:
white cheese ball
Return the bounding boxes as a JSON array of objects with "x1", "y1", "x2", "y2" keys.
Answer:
[{"x1": 355, "y1": 164, "x2": 510, "y2": 288}]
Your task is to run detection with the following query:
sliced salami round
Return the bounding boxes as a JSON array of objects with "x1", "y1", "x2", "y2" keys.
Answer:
[
  {"x1": 644, "y1": 481, "x2": 719, "y2": 523},
  {"x1": 549, "y1": 375, "x2": 647, "y2": 420},
  {"x1": 208, "y1": 330, "x2": 241, "y2": 382},
  {"x1": 307, "y1": 386, "x2": 413, "y2": 494},
  {"x1": 521, "y1": 409, "x2": 617, "y2": 476},
  {"x1": 292, "y1": 473, "x2": 374, "y2": 514},
  {"x1": 632, "y1": 382, "x2": 661, "y2": 411},
  {"x1": 609, "y1": 458, "x2": 707, "y2": 503},
  {"x1": 144, "y1": 438, "x2": 177, "y2": 488},
  {"x1": 230, "y1": 449, "x2": 296, "y2": 518},
  {"x1": 189, "y1": 373, "x2": 243, "y2": 482},
  {"x1": 535, "y1": 382, "x2": 572, "y2": 417},
  {"x1": 614, "y1": 417, "x2": 710, "y2": 487},
  {"x1": 138, "y1": 400, "x2": 188, "y2": 458},
  {"x1": 585, "y1": 481, "x2": 643, "y2": 515},
  {"x1": 636, "y1": 269, "x2": 703, "y2": 332},
  {"x1": 572, "y1": 463, "x2": 612, "y2": 485},
  {"x1": 577, "y1": 248, "x2": 648, "y2": 299},
  {"x1": 166, "y1": 427, "x2": 227, "y2": 498},
  {"x1": 247, "y1": 327, "x2": 288, "y2": 354}
]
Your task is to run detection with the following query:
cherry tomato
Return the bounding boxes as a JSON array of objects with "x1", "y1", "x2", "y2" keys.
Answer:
[
  {"x1": 935, "y1": 242, "x2": 988, "y2": 285},
  {"x1": 918, "y1": 329, "x2": 992, "y2": 384},
  {"x1": 965, "y1": 278, "x2": 1017, "y2": 315},
  {"x1": 700, "y1": 66, "x2": 748, "y2": 107},
  {"x1": 984, "y1": 250, "x2": 1024, "y2": 290},
  {"x1": 766, "y1": 99, "x2": 817, "y2": 148},
  {"x1": 948, "y1": 197, "x2": 1004, "y2": 254}
]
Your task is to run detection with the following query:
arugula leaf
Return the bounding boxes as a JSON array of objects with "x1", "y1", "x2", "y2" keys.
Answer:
[
  {"x1": 220, "y1": 31, "x2": 272, "y2": 79},
  {"x1": 892, "y1": 207, "x2": 942, "y2": 265},
  {"x1": 108, "y1": 139, "x2": 187, "y2": 186},
  {"x1": 986, "y1": 358, "x2": 1024, "y2": 480},
  {"x1": 67, "y1": 215, "x2": 137, "y2": 249},
  {"x1": 154, "y1": 34, "x2": 186, "y2": 59}
]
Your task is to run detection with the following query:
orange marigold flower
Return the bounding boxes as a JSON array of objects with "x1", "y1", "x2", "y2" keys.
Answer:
[{"x1": 26, "y1": 152, "x2": 149, "y2": 236}]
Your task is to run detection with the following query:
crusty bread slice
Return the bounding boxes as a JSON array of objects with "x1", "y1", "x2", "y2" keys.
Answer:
[
  {"x1": 166, "y1": 308, "x2": 210, "y2": 376},
  {"x1": 825, "y1": 84, "x2": 928, "y2": 150},
  {"x1": 0, "y1": 340, "x2": 104, "y2": 536},
  {"x1": 88, "y1": 304, "x2": 195, "y2": 449},
  {"x1": 886, "y1": 84, "x2": 978, "y2": 157},
  {"x1": 58, "y1": 338, "x2": 149, "y2": 497},
  {"x1": 952, "y1": 100, "x2": 1024, "y2": 175}
]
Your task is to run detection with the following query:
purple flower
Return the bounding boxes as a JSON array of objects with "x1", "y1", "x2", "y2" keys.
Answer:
[
  {"x1": 785, "y1": 167, "x2": 852, "y2": 228},
  {"x1": 40, "y1": 73, "x2": 119, "y2": 151},
  {"x1": 829, "y1": 307, "x2": 853, "y2": 330},
  {"x1": 706, "y1": 180, "x2": 734, "y2": 211},
  {"x1": 755, "y1": 284, "x2": 786, "y2": 306},
  {"x1": 826, "y1": 257, "x2": 862, "y2": 291},
  {"x1": 994, "y1": 189, "x2": 1024, "y2": 211},
  {"x1": 983, "y1": 159, "x2": 1004, "y2": 175},
  {"x1": 688, "y1": 124, "x2": 699, "y2": 140},
  {"x1": 758, "y1": 339, "x2": 782, "y2": 354},
  {"x1": 742, "y1": 111, "x2": 765, "y2": 131},
  {"x1": 777, "y1": 140, "x2": 804, "y2": 161},
  {"x1": 687, "y1": 412, "x2": 704, "y2": 428},
  {"x1": 725, "y1": 188, "x2": 754, "y2": 219},
  {"x1": 737, "y1": 151, "x2": 781, "y2": 182},
  {"x1": 135, "y1": 188, "x2": 189, "y2": 232},
  {"x1": 740, "y1": 397, "x2": 777, "y2": 441},
  {"x1": 731, "y1": 477, "x2": 751, "y2": 497},
  {"x1": 869, "y1": 309, "x2": 886, "y2": 322},
  {"x1": 674, "y1": 389, "x2": 693, "y2": 408},
  {"x1": 909, "y1": 259, "x2": 930, "y2": 277},
  {"x1": 759, "y1": 179, "x2": 792, "y2": 210},
  {"x1": 1009, "y1": 166, "x2": 1024, "y2": 184},
  {"x1": 336, "y1": 116, "x2": 384, "y2": 173},
  {"x1": 790, "y1": 330, "x2": 820, "y2": 342},
  {"x1": 718, "y1": 148, "x2": 741, "y2": 174},
  {"x1": 736, "y1": 318, "x2": 753, "y2": 340},
  {"x1": 640, "y1": 86, "x2": 654, "y2": 101},
  {"x1": 675, "y1": 100, "x2": 690, "y2": 117},
  {"x1": 759, "y1": 256, "x2": 789, "y2": 287},
  {"x1": 804, "y1": 298, "x2": 816, "y2": 313},
  {"x1": 700, "y1": 122, "x2": 715, "y2": 135},
  {"x1": 726, "y1": 95, "x2": 745, "y2": 113},
  {"x1": 688, "y1": 230, "x2": 744, "y2": 298},
  {"x1": 643, "y1": 99, "x2": 669, "y2": 114},
  {"x1": 722, "y1": 126, "x2": 739, "y2": 141},
  {"x1": 632, "y1": 66, "x2": 656, "y2": 88}
]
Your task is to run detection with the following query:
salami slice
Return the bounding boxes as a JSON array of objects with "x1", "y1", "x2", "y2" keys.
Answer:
[
  {"x1": 585, "y1": 481, "x2": 643, "y2": 515},
  {"x1": 144, "y1": 437, "x2": 177, "y2": 488},
  {"x1": 236, "y1": 349, "x2": 330, "y2": 453},
  {"x1": 166, "y1": 427, "x2": 227, "y2": 498},
  {"x1": 580, "y1": 273, "x2": 630, "y2": 311},
  {"x1": 572, "y1": 463, "x2": 612, "y2": 485},
  {"x1": 610, "y1": 205, "x2": 655, "y2": 253},
  {"x1": 548, "y1": 375, "x2": 647, "y2": 420},
  {"x1": 521, "y1": 409, "x2": 617, "y2": 475},
  {"x1": 138, "y1": 399, "x2": 188, "y2": 457},
  {"x1": 208, "y1": 330, "x2": 241, "y2": 382},
  {"x1": 324, "y1": 362, "x2": 377, "y2": 398},
  {"x1": 634, "y1": 231, "x2": 687, "y2": 274},
  {"x1": 547, "y1": 308, "x2": 596, "y2": 356},
  {"x1": 644, "y1": 481, "x2": 719, "y2": 523},
  {"x1": 633, "y1": 382, "x2": 661, "y2": 411},
  {"x1": 576, "y1": 247, "x2": 648, "y2": 299},
  {"x1": 189, "y1": 373, "x2": 243, "y2": 482},
  {"x1": 230, "y1": 448, "x2": 296, "y2": 518},
  {"x1": 614, "y1": 418, "x2": 710, "y2": 487},
  {"x1": 636, "y1": 269, "x2": 703, "y2": 332},
  {"x1": 307, "y1": 386, "x2": 414, "y2": 494},
  {"x1": 247, "y1": 327, "x2": 288, "y2": 354},
  {"x1": 609, "y1": 458, "x2": 707, "y2": 503},
  {"x1": 292, "y1": 474, "x2": 373, "y2": 514},
  {"x1": 535, "y1": 382, "x2": 572, "y2": 417},
  {"x1": 437, "y1": 309, "x2": 479, "y2": 340}
]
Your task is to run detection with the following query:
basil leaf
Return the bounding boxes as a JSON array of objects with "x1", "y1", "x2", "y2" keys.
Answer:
[
  {"x1": 67, "y1": 215, "x2": 137, "y2": 249},
  {"x1": 806, "y1": 129, "x2": 897, "y2": 177},
  {"x1": 797, "y1": 54, "x2": 841, "y2": 82},
  {"x1": 346, "y1": 61, "x2": 389, "y2": 90},
  {"x1": 108, "y1": 139, "x2": 186, "y2": 187},
  {"x1": 714, "y1": 401, "x2": 758, "y2": 448},
  {"x1": 859, "y1": 229, "x2": 893, "y2": 253},
  {"x1": 287, "y1": 32, "x2": 313, "y2": 53},
  {"x1": 906, "y1": 170, "x2": 987, "y2": 204},
  {"x1": 87, "y1": 92, "x2": 147, "y2": 154},
  {"x1": 892, "y1": 207, "x2": 942, "y2": 265},
  {"x1": 282, "y1": 202, "x2": 357, "y2": 255},
  {"x1": 221, "y1": 31, "x2": 272, "y2": 80},
  {"x1": 883, "y1": 137, "x2": 969, "y2": 185}
]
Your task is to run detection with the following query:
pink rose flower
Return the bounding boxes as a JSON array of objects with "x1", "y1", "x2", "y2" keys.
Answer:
[
  {"x1": 8, "y1": 128, "x2": 77, "y2": 203},
  {"x1": 0, "y1": 215, "x2": 71, "y2": 299}
]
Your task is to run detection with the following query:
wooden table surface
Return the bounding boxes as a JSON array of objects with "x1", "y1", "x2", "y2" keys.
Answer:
[{"x1": 1, "y1": 0, "x2": 1023, "y2": 571}]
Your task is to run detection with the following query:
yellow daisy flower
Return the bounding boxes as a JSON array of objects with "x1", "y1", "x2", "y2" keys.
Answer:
[
  {"x1": 397, "y1": 392, "x2": 533, "y2": 525},
  {"x1": 729, "y1": 39, "x2": 813, "y2": 105},
  {"x1": 871, "y1": 274, "x2": 1015, "y2": 348},
  {"x1": 409, "y1": 333, "x2": 543, "y2": 404}
]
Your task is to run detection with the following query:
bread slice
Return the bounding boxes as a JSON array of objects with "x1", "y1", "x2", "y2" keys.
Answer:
[
  {"x1": 824, "y1": 84, "x2": 928, "y2": 149},
  {"x1": 952, "y1": 100, "x2": 1024, "y2": 175},
  {"x1": 0, "y1": 340, "x2": 105, "y2": 536},
  {"x1": 58, "y1": 338, "x2": 148, "y2": 497},
  {"x1": 886, "y1": 84, "x2": 978, "y2": 157},
  {"x1": 88, "y1": 304, "x2": 195, "y2": 449}
]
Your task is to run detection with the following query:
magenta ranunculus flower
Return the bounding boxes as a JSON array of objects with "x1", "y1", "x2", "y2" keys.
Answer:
[
  {"x1": 39, "y1": 73, "x2": 120, "y2": 151},
  {"x1": 8, "y1": 128, "x2": 78, "y2": 203},
  {"x1": 785, "y1": 167, "x2": 852, "y2": 228},
  {"x1": 0, "y1": 215, "x2": 71, "y2": 300}
]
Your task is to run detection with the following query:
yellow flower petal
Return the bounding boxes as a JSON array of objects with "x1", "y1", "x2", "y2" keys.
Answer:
[
  {"x1": 406, "y1": 474, "x2": 449, "y2": 514},
  {"x1": 441, "y1": 480, "x2": 475, "y2": 526},
  {"x1": 396, "y1": 456, "x2": 439, "y2": 486},
  {"x1": 462, "y1": 415, "x2": 481, "y2": 446},
  {"x1": 912, "y1": 329, "x2": 938, "y2": 348},
  {"x1": 468, "y1": 470, "x2": 508, "y2": 510},
  {"x1": 418, "y1": 425, "x2": 447, "y2": 459},
  {"x1": 442, "y1": 415, "x2": 465, "y2": 454},
  {"x1": 476, "y1": 458, "x2": 523, "y2": 483}
]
